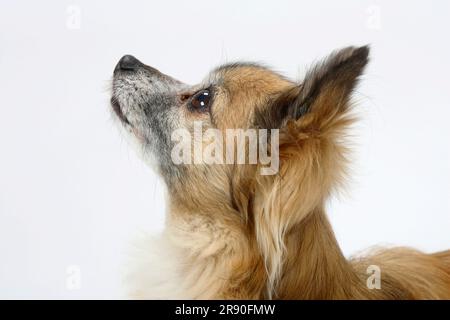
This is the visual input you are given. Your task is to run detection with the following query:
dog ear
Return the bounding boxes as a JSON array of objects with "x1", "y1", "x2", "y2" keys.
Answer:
[{"x1": 256, "y1": 45, "x2": 369, "y2": 131}]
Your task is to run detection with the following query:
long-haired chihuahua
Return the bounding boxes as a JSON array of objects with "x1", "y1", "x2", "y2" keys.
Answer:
[{"x1": 110, "y1": 46, "x2": 450, "y2": 299}]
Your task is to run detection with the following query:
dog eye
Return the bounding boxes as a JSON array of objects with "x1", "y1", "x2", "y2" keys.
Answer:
[{"x1": 191, "y1": 89, "x2": 211, "y2": 110}]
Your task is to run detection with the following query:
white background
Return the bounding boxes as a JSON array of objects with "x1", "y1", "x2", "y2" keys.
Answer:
[{"x1": 0, "y1": 0, "x2": 449, "y2": 299}]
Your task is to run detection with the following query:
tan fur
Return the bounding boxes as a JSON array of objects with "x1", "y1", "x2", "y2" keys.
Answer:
[{"x1": 120, "y1": 47, "x2": 450, "y2": 299}]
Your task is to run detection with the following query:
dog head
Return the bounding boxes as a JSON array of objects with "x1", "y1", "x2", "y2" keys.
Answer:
[
  {"x1": 111, "y1": 46, "x2": 369, "y2": 296},
  {"x1": 111, "y1": 45, "x2": 368, "y2": 200}
]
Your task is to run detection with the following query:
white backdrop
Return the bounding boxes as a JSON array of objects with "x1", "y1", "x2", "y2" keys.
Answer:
[{"x1": 0, "y1": 0, "x2": 449, "y2": 299}]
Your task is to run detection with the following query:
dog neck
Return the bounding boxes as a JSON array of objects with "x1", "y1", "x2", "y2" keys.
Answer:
[
  {"x1": 165, "y1": 201, "x2": 361, "y2": 299},
  {"x1": 276, "y1": 207, "x2": 361, "y2": 298}
]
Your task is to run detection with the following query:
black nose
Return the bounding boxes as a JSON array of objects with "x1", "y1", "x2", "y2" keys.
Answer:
[{"x1": 117, "y1": 55, "x2": 141, "y2": 71}]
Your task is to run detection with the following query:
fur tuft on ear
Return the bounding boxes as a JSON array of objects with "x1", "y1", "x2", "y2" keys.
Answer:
[
  {"x1": 298, "y1": 46, "x2": 369, "y2": 114},
  {"x1": 252, "y1": 46, "x2": 370, "y2": 298},
  {"x1": 256, "y1": 45, "x2": 369, "y2": 131}
]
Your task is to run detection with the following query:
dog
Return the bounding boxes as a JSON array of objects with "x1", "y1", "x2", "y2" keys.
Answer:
[{"x1": 110, "y1": 46, "x2": 450, "y2": 299}]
